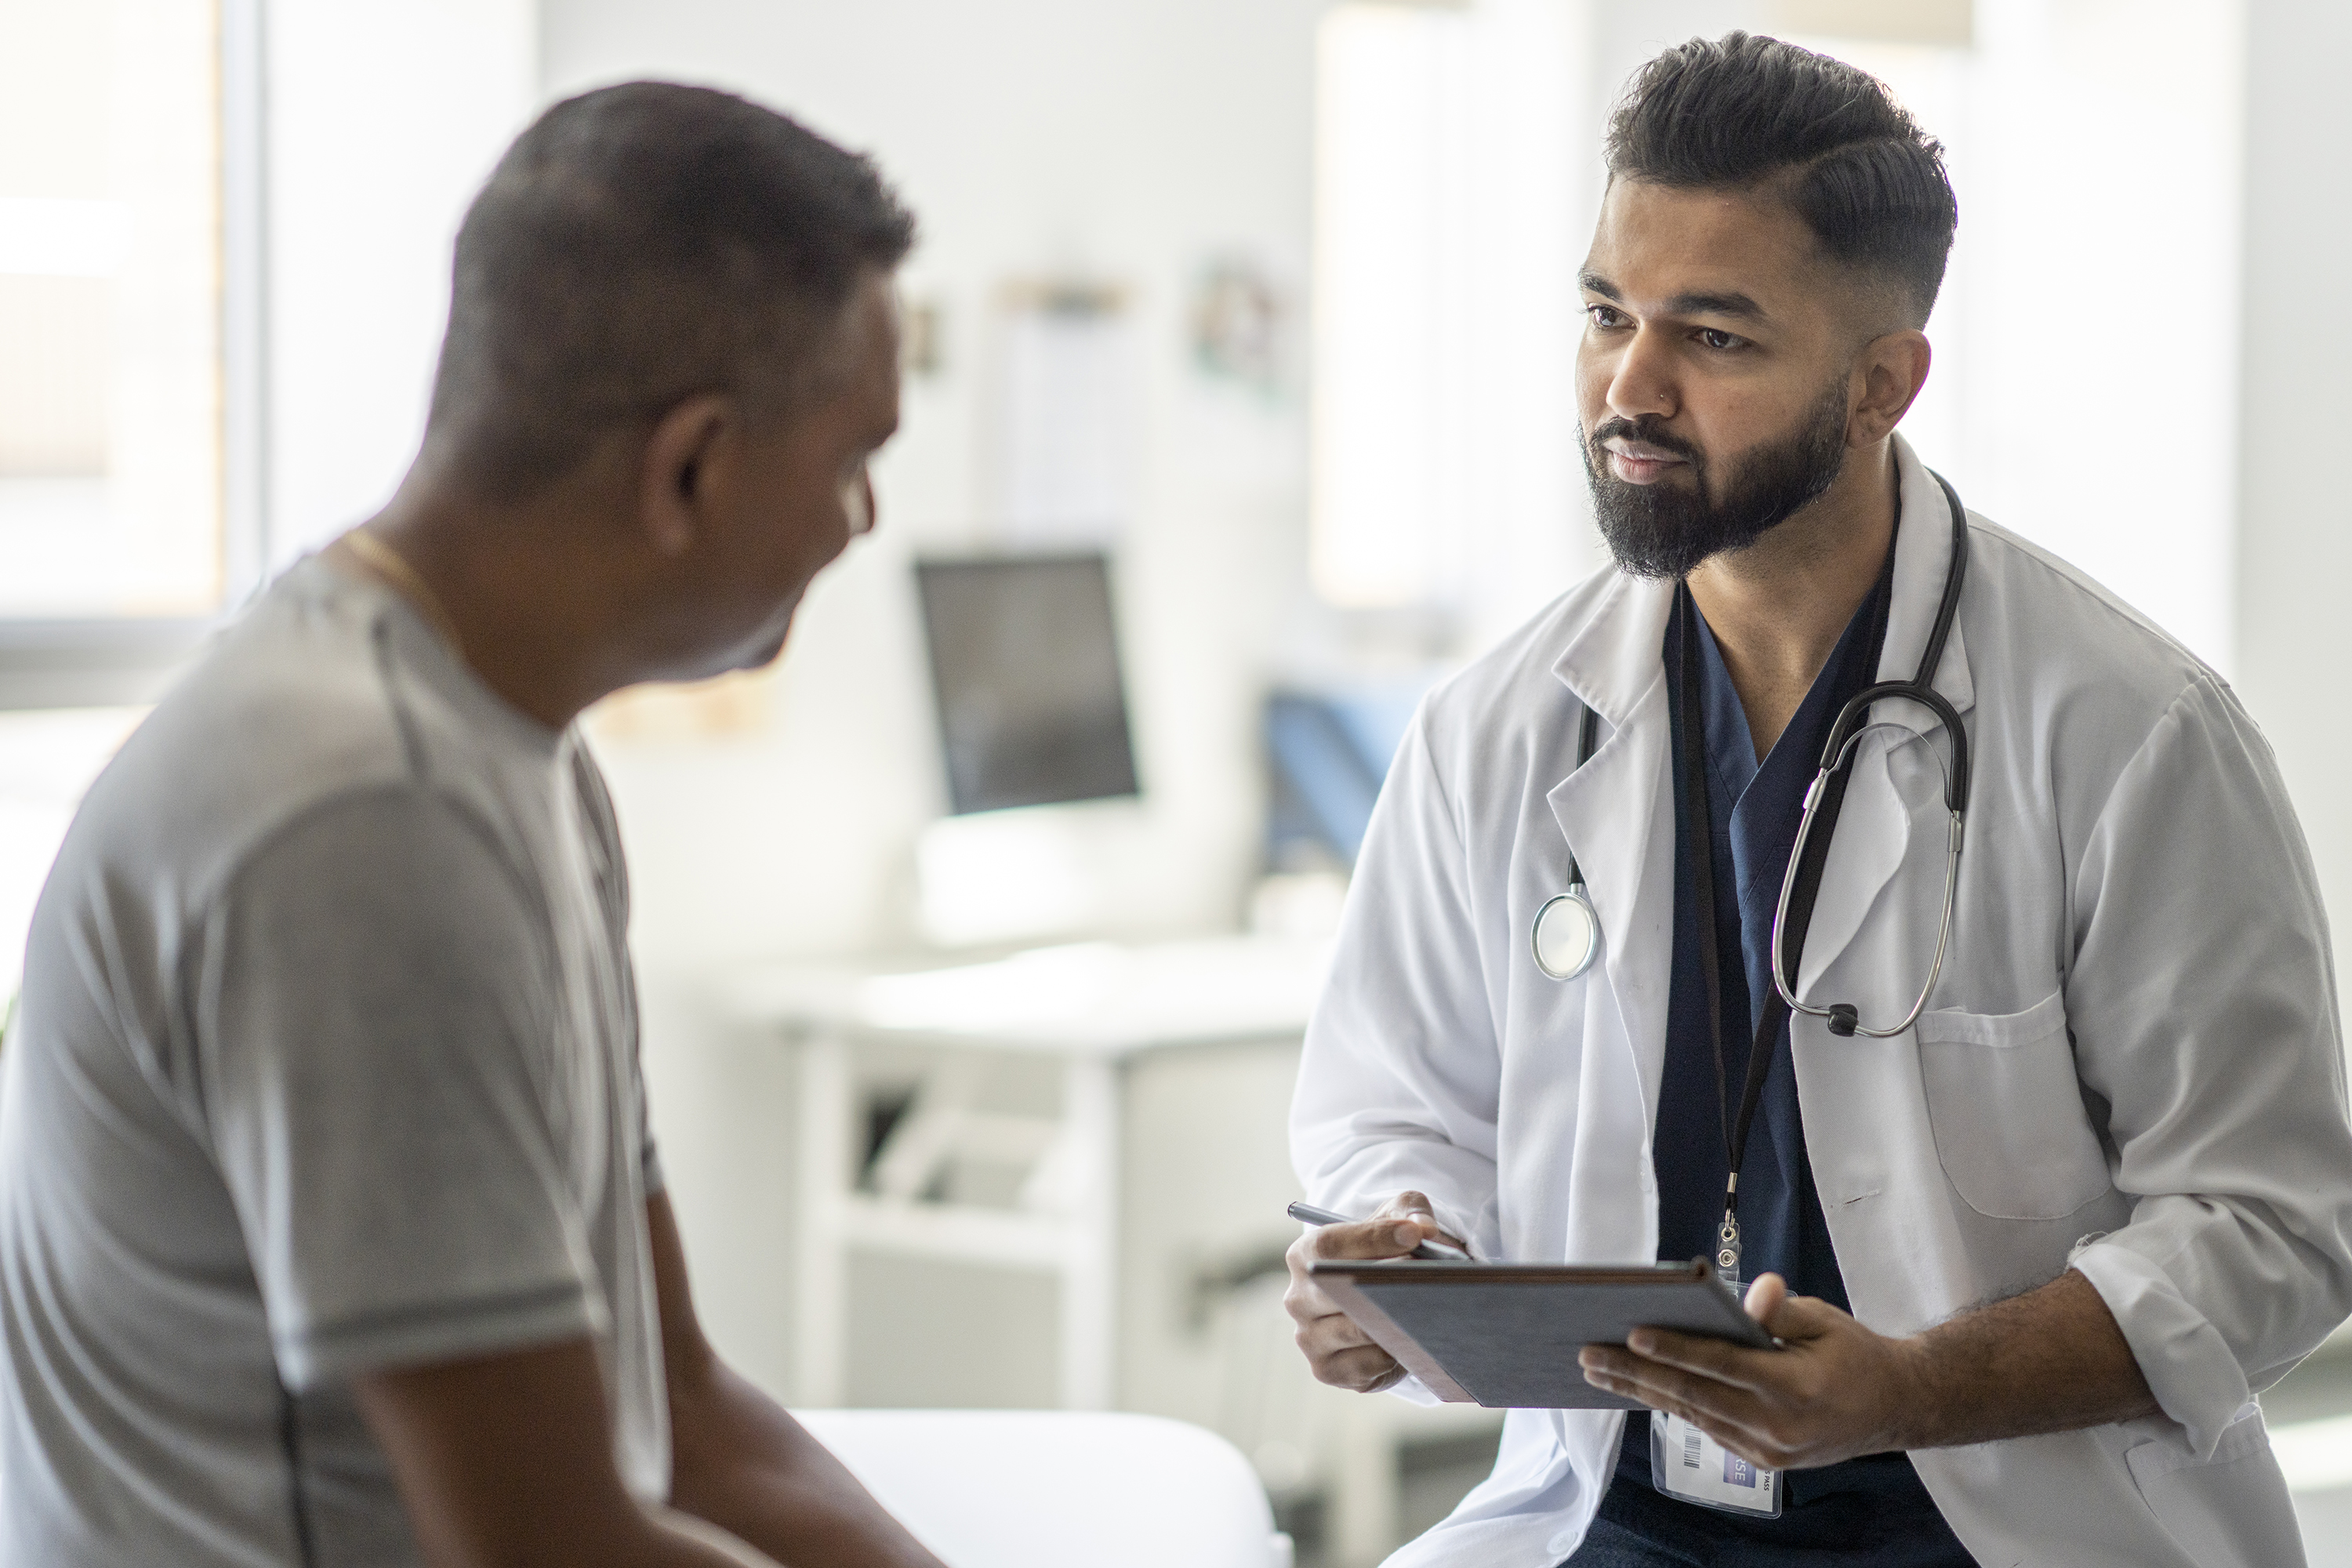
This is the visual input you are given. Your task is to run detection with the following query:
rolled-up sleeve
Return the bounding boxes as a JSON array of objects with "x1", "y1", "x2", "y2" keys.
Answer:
[{"x1": 2064, "y1": 677, "x2": 2352, "y2": 1455}]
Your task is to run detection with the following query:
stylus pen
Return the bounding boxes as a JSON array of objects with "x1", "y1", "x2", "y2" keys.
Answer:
[{"x1": 1287, "y1": 1201, "x2": 1473, "y2": 1261}]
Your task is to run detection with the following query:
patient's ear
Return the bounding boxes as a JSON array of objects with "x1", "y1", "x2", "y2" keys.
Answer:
[{"x1": 638, "y1": 394, "x2": 735, "y2": 557}]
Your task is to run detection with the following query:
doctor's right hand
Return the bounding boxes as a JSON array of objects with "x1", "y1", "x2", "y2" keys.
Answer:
[{"x1": 1283, "y1": 1190, "x2": 1460, "y2": 1393}]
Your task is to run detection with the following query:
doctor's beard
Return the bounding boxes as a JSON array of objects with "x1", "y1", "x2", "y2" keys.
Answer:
[{"x1": 1581, "y1": 377, "x2": 1853, "y2": 581}]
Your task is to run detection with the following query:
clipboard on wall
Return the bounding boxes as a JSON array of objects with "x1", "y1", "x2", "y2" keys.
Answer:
[{"x1": 1309, "y1": 1257, "x2": 1776, "y2": 1410}]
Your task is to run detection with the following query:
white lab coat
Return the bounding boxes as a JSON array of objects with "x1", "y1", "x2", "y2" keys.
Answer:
[{"x1": 1293, "y1": 436, "x2": 2352, "y2": 1567}]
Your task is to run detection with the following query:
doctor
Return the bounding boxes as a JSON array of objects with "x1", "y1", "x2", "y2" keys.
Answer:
[{"x1": 1285, "y1": 31, "x2": 2352, "y2": 1568}]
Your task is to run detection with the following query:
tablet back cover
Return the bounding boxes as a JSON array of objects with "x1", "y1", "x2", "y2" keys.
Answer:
[{"x1": 1313, "y1": 1263, "x2": 1768, "y2": 1410}]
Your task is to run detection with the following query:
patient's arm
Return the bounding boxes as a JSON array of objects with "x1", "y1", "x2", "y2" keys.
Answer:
[
  {"x1": 649, "y1": 1194, "x2": 948, "y2": 1568},
  {"x1": 354, "y1": 1336, "x2": 777, "y2": 1568}
]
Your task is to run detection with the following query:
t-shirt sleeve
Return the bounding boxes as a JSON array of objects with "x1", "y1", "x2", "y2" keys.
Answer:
[
  {"x1": 626, "y1": 959, "x2": 664, "y2": 1199},
  {"x1": 194, "y1": 788, "x2": 600, "y2": 1390},
  {"x1": 573, "y1": 740, "x2": 662, "y2": 1200}
]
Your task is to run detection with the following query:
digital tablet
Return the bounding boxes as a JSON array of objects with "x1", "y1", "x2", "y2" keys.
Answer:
[{"x1": 1309, "y1": 1258, "x2": 1776, "y2": 1410}]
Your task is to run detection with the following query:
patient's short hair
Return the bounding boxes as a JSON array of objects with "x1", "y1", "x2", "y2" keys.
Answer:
[
  {"x1": 1606, "y1": 33, "x2": 1957, "y2": 328},
  {"x1": 426, "y1": 82, "x2": 916, "y2": 499}
]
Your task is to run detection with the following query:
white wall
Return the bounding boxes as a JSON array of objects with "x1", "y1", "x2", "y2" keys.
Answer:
[
  {"x1": 2236, "y1": 0, "x2": 2352, "y2": 1005},
  {"x1": 1934, "y1": 0, "x2": 2244, "y2": 670},
  {"x1": 264, "y1": 0, "x2": 537, "y2": 568}
]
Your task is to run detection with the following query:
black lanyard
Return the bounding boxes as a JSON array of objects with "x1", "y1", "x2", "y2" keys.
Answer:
[{"x1": 1671, "y1": 540, "x2": 1896, "y2": 1284}]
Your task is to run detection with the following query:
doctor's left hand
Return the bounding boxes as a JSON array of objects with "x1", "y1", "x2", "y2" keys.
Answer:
[{"x1": 1577, "y1": 1273, "x2": 1925, "y2": 1472}]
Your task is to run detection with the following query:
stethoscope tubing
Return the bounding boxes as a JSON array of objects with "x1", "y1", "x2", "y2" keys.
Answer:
[
  {"x1": 1766, "y1": 475, "x2": 1973, "y2": 1037},
  {"x1": 1769, "y1": 726, "x2": 1965, "y2": 1038}
]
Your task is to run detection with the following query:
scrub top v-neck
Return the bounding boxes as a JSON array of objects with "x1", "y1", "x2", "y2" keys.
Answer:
[{"x1": 1604, "y1": 530, "x2": 1972, "y2": 1560}]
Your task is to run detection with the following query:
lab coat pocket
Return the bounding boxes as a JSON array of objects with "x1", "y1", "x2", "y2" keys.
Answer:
[
  {"x1": 2125, "y1": 1407, "x2": 2304, "y2": 1568},
  {"x1": 1915, "y1": 992, "x2": 2112, "y2": 1221}
]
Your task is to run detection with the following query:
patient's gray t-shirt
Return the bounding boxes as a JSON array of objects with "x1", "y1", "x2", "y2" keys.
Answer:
[{"x1": 0, "y1": 557, "x2": 670, "y2": 1566}]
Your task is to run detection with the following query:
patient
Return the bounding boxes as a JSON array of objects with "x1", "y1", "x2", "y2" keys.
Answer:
[{"x1": 0, "y1": 83, "x2": 942, "y2": 1568}]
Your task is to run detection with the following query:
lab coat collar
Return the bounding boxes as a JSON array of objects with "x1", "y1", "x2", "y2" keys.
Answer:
[
  {"x1": 1876, "y1": 433, "x2": 1976, "y2": 725},
  {"x1": 1548, "y1": 568, "x2": 1669, "y2": 736},
  {"x1": 1543, "y1": 694, "x2": 1673, "y2": 1142},
  {"x1": 1544, "y1": 554, "x2": 1677, "y2": 1135}
]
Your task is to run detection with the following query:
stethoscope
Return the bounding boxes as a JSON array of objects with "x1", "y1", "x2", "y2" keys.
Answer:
[
  {"x1": 1530, "y1": 704, "x2": 1605, "y2": 982},
  {"x1": 1533, "y1": 474, "x2": 1972, "y2": 1044}
]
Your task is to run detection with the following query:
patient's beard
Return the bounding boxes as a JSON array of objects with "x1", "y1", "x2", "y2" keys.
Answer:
[{"x1": 1582, "y1": 379, "x2": 1853, "y2": 580}]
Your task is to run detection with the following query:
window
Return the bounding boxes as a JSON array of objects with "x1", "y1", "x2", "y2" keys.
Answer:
[
  {"x1": 0, "y1": 707, "x2": 145, "y2": 1007},
  {"x1": 0, "y1": 0, "x2": 260, "y2": 704},
  {"x1": 0, "y1": 0, "x2": 258, "y2": 1000},
  {"x1": 1308, "y1": 0, "x2": 1593, "y2": 650}
]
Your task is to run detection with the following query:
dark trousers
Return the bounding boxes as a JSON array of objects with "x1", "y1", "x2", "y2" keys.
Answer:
[{"x1": 1565, "y1": 1475, "x2": 1980, "y2": 1566}]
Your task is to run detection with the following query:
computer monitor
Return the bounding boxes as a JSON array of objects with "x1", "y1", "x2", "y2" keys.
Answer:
[{"x1": 913, "y1": 552, "x2": 1141, "y2": 816}]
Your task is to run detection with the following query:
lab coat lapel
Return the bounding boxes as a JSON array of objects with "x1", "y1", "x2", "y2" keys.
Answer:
[
  {"x1": 1796, "y1": 436, "x2": 1976, "y2": 993},
  {"x1": 1546, "y1": 570, "x2": 1676, "y2": 1127}
]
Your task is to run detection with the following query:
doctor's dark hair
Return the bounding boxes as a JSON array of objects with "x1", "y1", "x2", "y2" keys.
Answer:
[
  {"x1": 1606, "y1": 33, "x2": 1957, "y2": 328},
  {"x1": 426, "y1": 81, "x2": 916, "y2": 501}
]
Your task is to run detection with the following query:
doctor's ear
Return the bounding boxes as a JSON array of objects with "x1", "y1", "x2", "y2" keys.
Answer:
[
  {"x1": 637, "y1": 393, "x2": 735, "y2": 557},
  {"x1": 1847, "y1": 331, "x2": 1933, "y2": 448}
]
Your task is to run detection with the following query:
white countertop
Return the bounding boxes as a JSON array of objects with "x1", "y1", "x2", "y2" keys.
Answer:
[{"x1": 717, "y1": 934, "x2": 1333, "y2": 1058}]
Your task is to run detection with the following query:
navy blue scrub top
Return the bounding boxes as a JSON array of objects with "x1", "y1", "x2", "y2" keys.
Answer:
[{"x1": 1606, "y1": 536, "x2": 1972, "y2": 1559}]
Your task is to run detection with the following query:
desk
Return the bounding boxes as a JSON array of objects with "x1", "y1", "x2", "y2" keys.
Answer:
[{"x1": 720, "y1": 935, "x2": 1331, "y2": 1414}]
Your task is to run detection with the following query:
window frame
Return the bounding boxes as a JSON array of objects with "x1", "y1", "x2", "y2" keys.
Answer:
[{"x1": 0, "y1": 0, "x2": 268, "y2": 711}]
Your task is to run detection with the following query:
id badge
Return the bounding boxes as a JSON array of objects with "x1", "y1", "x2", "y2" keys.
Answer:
[{"x1": 1648, "y1": 1410, "x2": 1781, "y2": 1518}]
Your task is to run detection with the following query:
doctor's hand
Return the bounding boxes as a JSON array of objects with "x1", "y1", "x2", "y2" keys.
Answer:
[
  {"x1": 1283, "y1": 1191, "x2": 1462, "y2": 1394},
  {"x1": 1576, "y1": 1273, "x2": 1922, "y2": 1472},
  {"x1": 1581, "y1": 1266, "x2": 2158, "y2": 1467}
]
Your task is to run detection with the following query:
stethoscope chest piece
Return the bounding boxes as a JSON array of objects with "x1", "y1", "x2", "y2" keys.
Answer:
[{"x1": 1533, "y1": 888, "x2": 1601, "y2": 981}]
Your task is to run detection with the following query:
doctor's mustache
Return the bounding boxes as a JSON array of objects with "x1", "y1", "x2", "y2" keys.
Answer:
[{"x1": 1584, "y1": 416, "x2": 1708, "y2": 470}]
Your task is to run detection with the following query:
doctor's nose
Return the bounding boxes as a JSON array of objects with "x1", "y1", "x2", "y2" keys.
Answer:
[{"x1": 1602, "y1": 334, "x2": 1679, "y2": 424}]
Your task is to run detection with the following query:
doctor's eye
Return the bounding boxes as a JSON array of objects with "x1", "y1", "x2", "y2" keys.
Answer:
[
  {"x1": 1585, "y1": 304, "x2": 1631, "y2": 331},
  {"x1": 1695, "y1": 328, "x2": 1748, "y2": 352}
]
